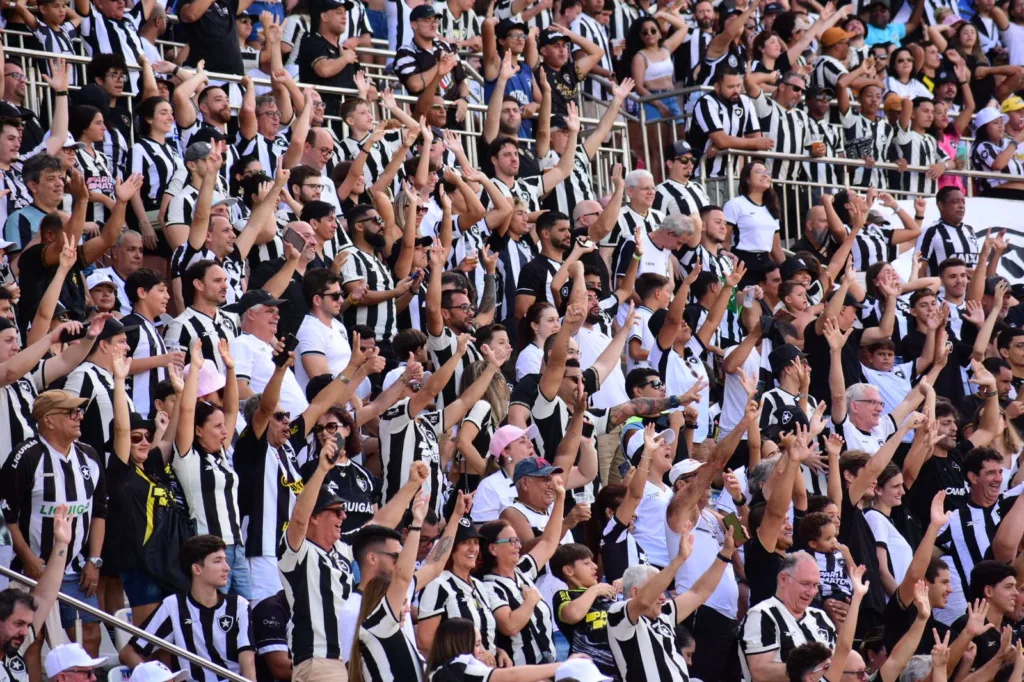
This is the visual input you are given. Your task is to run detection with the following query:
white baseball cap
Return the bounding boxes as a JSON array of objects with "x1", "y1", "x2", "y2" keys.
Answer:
[
  {"x1": 129, "y1": 661, "x2": 188, "y2": 682},
  {"x1": 626, "y1": 427, "x2": 675, "y2": 464},
  {"x1": 669, "y1": 458, "x2": 705, "y2": 485},
  {"x1": 86, "y1": 270, "x2": 118, "y2": 291},
  {"x1": 44, "y1": 644, "x2": 107, "y2": 678},
  {"x1": 555, "y1": 659, "x2": 614, "y2": 682}
]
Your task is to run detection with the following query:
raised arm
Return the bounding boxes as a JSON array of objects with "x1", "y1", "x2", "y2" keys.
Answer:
[
  {"x1": 659, "y1": 266, "x2": 698, "y2": 350},
  {"x1": 583, "y1": 79, "x2": 634, "y2": 159},
  {"x1": 878, "y1": 582, "x2": 934, "y2": 682},
  {"x1": 849, "y1": 415, "x2": 921, "y2": 502},
  {"x1": 626, "y1": 529, "x2": 693, "y2": 623},
  {"x1": 540, "y1": 102, "x2": 581, "y2": 195},
  {"x1": 896, "y1": 491, "x2": 951, "y2": 605},
  {"x1": 285, "y1": 437, "x2": 338, "y2": 550},
  {"x1": 81, "y1": 173, "x2": 142, "y2": 265},
  {"x1": 824, "y1": 565, "x2": 869, "y2": 682},
  {"x1": 442, "y1": 343, "x2": 508, "y2": 428},
  {"x1": 111, "y1": 350, "x2": 132, "y2": 466},
  {"x1": 695, "y1": 263, "x2": 743, "y2": 347},
  {"x1": 539, "y1": 303, "x2": 580, "y2": 400},
  {"x1": 175, "y1": 340, "x2": 203, "y2": 456},
  {"x1": 757, "y1": 433, "x2": 800, "y2": 552}
]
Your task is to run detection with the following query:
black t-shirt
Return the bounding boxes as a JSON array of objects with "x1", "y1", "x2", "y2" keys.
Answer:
[
  {"x1": 552, "y1": 588, "x2": 617, "y2": 677},
  {"x1": 840, "y1": 484, "x2": 887, "y2": 623},
  {"x1": 803, "y1": 320, "x2": 864, "y2": 408},
  {"x1": 17, "y1": 104, "x2": 44, "y2": 155},
  {"x1": 179, "y1": 0, "x2": 244, "y2": 74},
  {"x1": 541, "y1": 60, "x2": 581, "y2": 116},
  {"x1": 299, "y1": 458, "x2": 379, "y2": 533},
  {"x1": 17, "y1": 242, "x2": 87, "y2": 330},
  {"x1": 744, "y1": 533, "x2": 786, "y2": 608},
  {"x1": 516, "y1": 256, "x2": 563, "y2": 305},
  {"x1": 296, "y1": 33, "x2": 360, "y2": 115},
  {"x1": 951, "y1": 611, "x2": 1021, "y2": 674},
  {"x1": 252, "y1": 590, "x2": 290, "y2": 682},
  {"x1": 882, "y1": 589, "x2": 949, "y2": 656},
  {"x1": 906, "y1": 440, "x2": 971, "y2": 528},
  {"x1": 250, "y1": 258, "x2": 307, "y2": 338}
]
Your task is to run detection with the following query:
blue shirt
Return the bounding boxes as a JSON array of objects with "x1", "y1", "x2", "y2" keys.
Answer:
[
  {"x1": 484, "y1": 67, "x2": 536, "y2": 139},
  {"x1": 4, "y1": 204, "x2": 47, "y2": 251},
  {"x1": 865, "y1": 22, "x2": 906, "y2": 46}
]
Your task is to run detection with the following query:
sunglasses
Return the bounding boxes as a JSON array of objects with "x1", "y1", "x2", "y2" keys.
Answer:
[
  {"x1": 130, "y1": 432, "x2": 153, "y2": 444},
  {"x1": 273, "y1": 411, "x2": 291, "y2": 423},
  {"x1": 416, "y1": 206, "x2": 429, "y2": 214},
  {"x1": 321, "y1": 291, "x2": 343, "y2": 301},
  {"x1": 642, "y1": 379, "x2": 665, "y2": 389},
  {"x1": 357, "y1": 215, "x2": 384, "y2": 226},
  {"x1": 784, "y1": 83, "x2": 805, "y2": 92},
  {"x1": 315, "y1": 422, "x2": 341, "y2": 434},
  {"x1": 641, "y1": 28, "x2": 659, "y2": 35}
]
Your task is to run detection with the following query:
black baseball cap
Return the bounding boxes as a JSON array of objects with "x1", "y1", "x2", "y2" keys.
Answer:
[
  {"x1": 513, "y1": 457, "x2": 564, "y2": 483},
  {"x1": 453, "y1": 517, "x2": 482, "y2": 542},
  {"x1": 223, "y1": 289, "x2": 288, "y2": 314},
  {"x1": 985, "y1": 275, "x2": 1009, "y2": 296},
  {"x1": 191, "y1": 126, "x2": 228, "y2": 145},
  {"x1": 312, "y1": 485, "x2": 346, "y2": 515},
  {"x1": 550, "y1": 115, "x2": 568, "y2": 130},
  {"x1": 935, "y1": 70, "x2": 957, "y2": 86},
  {"x1": 97, "y1": 317, "x2": 139, "y2": 342},
  {"x1": 665, "y1": 140, "x2": 694, "y2": 160},
  {"x1": 777, "y1": 406, "x2": 810, "y2": 432},
  {"x1": 764, "y1": 2, "x2": 784, "y2": 13},
  {"x1": 826, "y1": 289, "x2": 865, "y2": 309},
  {"x1": 410, "y1": 4, "x2": 439, "y2": 20},
  {"x1": 496, "y1": 17, "x2": 528, "y2": 38},
  {"x1": 805, "y1": 83, "x2": 835, "y2": 100},
  {"x1": 321, "y1": 0, "x2": 354, "y2": 10},
  {"x1": 768, "y1": 343, "x2": 806, "y2": 375},
  {"x1": 779, "y1": 256, "x2": 811, "y2": 281},
  {"x1": 539, "y1": 28, "x2": 570, "y2": 46}
]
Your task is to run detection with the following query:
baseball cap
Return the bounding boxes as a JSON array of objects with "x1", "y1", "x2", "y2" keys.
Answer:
[
  {"x1": 0, "y1": 102, "x2": 26, "y2": 119},
  {"x1": 184, "y1": 361, "x2": 226, "y2": 397},
  {"x1": 865, "y1": 209, "x2": 889, "y2": 226},
  {"x1": 96, "y1": 317, "x2": 139, "y2": 342},
  {"x1": 763, "y1": 1, "x2": 784, "y2": 13},
  {"x1": 86, "y1": 270, "x2": 118, "y2": 291},
  {"x1": 129, "y1": 662, "x2": 188, "y2": 682},
  {"x1": 975, "y1": 107, "x2": 1009, "y2": 130},
  {"x1": 550, "y1": 115, "x2": 568, "y2": 130},
  {"x1": 44, "y1": 645, "x2": 106, "y2": 678},
  {"x1": 821, "y1": 27, "x2": 856, "y2": 47},
  {"x1": 539, "y1": 27, "x2": 570, "y2": 46},
  {"x1": 454, "y1": 517, "x2": 482, "y2": 542},
  {"x1": 321, "y1": 0, "x2": 355, "y2": 10},
  {"x1": 0, "y1": 239, "x2": 15, "y2": 250},
  {"x1": 665, "y1": 139, "x2": 694, "y2": 160},
  {"x1": 779, "y1": 256, "x2": 810, "y2": 281},
  {"x1": 488, "y1": 424, "x2": 540, "y2": 458},
  {"x1": 1002, "y1": 95, "x2": 1024, "y2": 114},
  {"x1": 190, "y1": 126, "x2": 228, "y2": 145},
  {"x1": 626, "y1": 427, "x2": 676, "y2": 465},
  {"x1": 32, "y1": 390, "x2": 88, "y2": 421},
  {"x1": 934, "y1": 70, "x2": 958, "y2": 86},
  {"x1": 61, "y1": 132, "x2": 84, "y2": 150},
  {"x1": 826, "y1": 288, "x2": 865, "y2": 309},
  {"x1": 312, "y1": 485, "x2": 346, "y2": 515},
  {"x1": 185, "y1": 141, "x2": 213, "y2": 163},
  {"x1": 410, "y1": 4, "x2": 439, "y2": 20},
  {"x1": 223, "y1": 289, "x2": 288, "y2": 314},
  {"x1": 985, "y1": 275, "x2": 1008, "y2": 296},
  {"x1": 805, "y1": 83, "x2": 835, "y2": 100},
  {"x1": 512, "y1": 456, "x2": 564, "y2": 483},
  {"x1": 883, "y1": 92, "x2": 904, "y2": 112},
  {"x1": 777, "y1": 406, "x2": 810, "y2": 432},
  {"x1": 768, "y1": 343, "x2": 806, "y2": 375},
  {"x1": 555, "y1": 659, "x2": 613, "y2": 682},
  {"x1": 129, "y1": 412, "x2": 155, "y2": 433},
  {"x1": 496, "y1": 17, "x2": 528, "y2": 38},
  {"x1": 668, "y1": 459, "x2": 705, "y2": 485}
]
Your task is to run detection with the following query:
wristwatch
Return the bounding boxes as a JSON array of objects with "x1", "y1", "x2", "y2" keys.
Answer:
[{"x1": 88, "y1": 556, "x2": 103, "y2": 569}]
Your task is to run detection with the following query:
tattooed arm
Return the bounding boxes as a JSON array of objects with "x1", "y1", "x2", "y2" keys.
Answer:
[
  {"x1": 608, "y1": 395, "x2": 683, "y2": 427},
  {"x1": 414, "y1": 491, "x2": 470, "y2": 587}
]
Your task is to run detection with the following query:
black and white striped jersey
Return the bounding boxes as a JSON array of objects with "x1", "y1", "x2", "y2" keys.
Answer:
[
  {"x1": 101, "y1": 127, "x2": 129, "y2": 181},
  {"x1": 426, "y1": 327, "x2": 483, "y2": 412},
  {"x1": 237, "y1": 131, "x2": 291, "y2": 179},
  {"x1": 802, "y1": 118, "x2": 844, "y2": 187},
  {"x1": 2, "y1": 437, "x2": 106, "y2": 575},
  {"x1": 339, "y1": 130, "x2": 406, "y2": 199},
  {"x1": 809, "y1": 55, "x2": 847, "y2": 94},
  {"x1": 840, "y1": 109, "x2": 893, "y2": 188},
  {"x1": 677, "y1": 30, "x2": 712, "y2": 86},
  {"x1": 936, "y1": 488, "x2": 1021, "y2": 595},
  {"x1": 170, "y1": 243, "x2": 246, "y2": 305},
  {"x1": 921, "y1": 220, "x2": 980, "y2": 274},
  {"x1": 418, "y1": 569, "x2": 503, "y2": 652},
  {"x1": 485, "y1": 175, "x2": 545, "y2": 214},
  {"x1": 739, "y1": 596, "x2": 836, "y2": 681},
  {"x1": 515, "y1": 255, "x2": 562, "y2": 306},
  {"x1": 90, "y1": 266, "x2": 131, "y2": 315},
  {"x1": 356, "y1": 592, "x2": 425, "y2": 682},
  {"x1": 279, "y1": 535, "x2": 356, "y2": 665},
  {"x1": 0, "y1": 359, "x2": 47, "y2": 464},
  {"x1": 129, "y1": 592, "x2": 252, "y2": 682},
  {"x1": 692, "y1": 302, "x2": 745, "y2": 351},
  {"x1": 759, "y1": 387, "x2": 819, "y2": 430},
  {"x1": 172, "y1": 444, "x2": 242, "y2": 545},
  {"x1": 607, "y1": 599, "x2": 690, "y2": 682},
  {"x1": 572, "y1": 13, "x2": 612, "y2": 100},
  {"x1": 689, "y1": 91, "x2": 760, "y2": 179},
  {"x1": 386, "y1": 0, "x2": 413, "y2": 53},
  {"x1": 600, "y1": 515, "x2": 649, "y2": 584},
  {"x1": 924, "y1": 0, "x2": 960, "y2": 27},
  {"x1": 601, "y1": 205, "x2": 665, "y2": 250},
  {"x1": 811, "y1": 549, "x2": 853, "y2": 600},
  {"x1": 435, "y1": 2, "x2": 480, "y2": 43},
  {"x1": 76, "y1": 146, "x2": 116, "y2": 225},
  {"x1": 890, "y1": 124, "x2": 949, "y2": 196},
  {"x1": 679, "y1": 242, "x2": 734, "y2": 279},
  {"x1": 379, "y1": 397, "x2": 447, "y2": 517},
  {"x1": 971, "y1": 138, "x2": 1024, "y2": 192},
  {"x1": 79, "y1": 1, "x2": 146, "y2": 96},
  {"x1": 339, "y1": 245, "x2": 397, "y2": 343},
  {"x1": 163, "y1": 307, "x2": 240, "y2": 373},
  {"x1": 55, "y1": 362, "x2": 135, "y2": 460},
  {"x1": 846, "y1": 223, "x2": 896, "y2": 271},
  {"x1": 484, "y1": 555, "x2": 557, "y2": 665},
  {"x1": 752, "y1": 92, "x2": 811, "y2": 181},
  {"x1": 131, "y1": 138, "x2": 186, "y2": 213},
  {"x1": 32, "y1": 24, "x2": 80, "y2": 85},
  {"x1": 123, "y1": 312, "x2": 168, "y2": 418},
  {"x1": 342, "y1": 0, "x2": 373, "y2": 41},
  {"x1": 697, "y1": 44, "x2": 747, "y2": 86},
  {"x1": 498, "y1": 235, "x2": 537, "y2": 319},
  {"x1": 0, "y1": 166, "x2": 30, "y2": 218},
  {"x1": 542, "y1": 145, "x2": 595, "y2": 221},
  {"x1": 494, "y1": 0, "x2": 550, "y2": 29},
  {"x1": 609, "y1": 0, "x2": 647, "y2": 43},
  {"x1": 653, "y1": 178, "x2": 710, "y2": 218},
  {"x1": 282, "y1": 13, "x2": 311, "y2": 66}
]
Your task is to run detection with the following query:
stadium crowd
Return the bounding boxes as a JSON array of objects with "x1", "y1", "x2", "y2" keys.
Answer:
[{"x1": 0, "y1": 0, "x2": 1022, "y2": 681}]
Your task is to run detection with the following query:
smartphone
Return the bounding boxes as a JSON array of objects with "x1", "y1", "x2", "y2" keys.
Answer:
[
  {"x1": 59, "y1": 327, "x2": 88, "y2": 344},
  {"x1": 722, "y1": 512, "x2": 746, "y2": 545},
  {"x1": 410, "y1": 270, "x2": 422, "y2": 282},
  {"x1": 330, "y1": 434, "x2": 344, "y2": 464},
  {"x1": 617, "y1": 459, "x2": 632, "y2": 479},
  {"x1": 743, "y1": 288, "x2": 756, "y2": 308},
  {"x1": 273, "y1": 333, "x2": 299, "y2": 367},
  {"x1": 577, "y1": 236, "x2": 594, "y2": 249},
  {"x1": 283, "y1": 227, "x2": 306, "y2": 251}
]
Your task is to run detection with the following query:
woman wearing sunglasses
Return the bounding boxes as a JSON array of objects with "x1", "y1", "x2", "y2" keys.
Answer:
[{"x1": 109, "y1": 349, "x2": 192, "y2": 626}]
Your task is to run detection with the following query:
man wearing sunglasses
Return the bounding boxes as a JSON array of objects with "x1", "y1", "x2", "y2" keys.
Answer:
[{"x1": 654, "y1": 140, "x2": 711, "y2": 223}]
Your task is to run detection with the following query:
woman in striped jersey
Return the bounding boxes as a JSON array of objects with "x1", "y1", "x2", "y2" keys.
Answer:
[
  {"x1": 71, "y1": 105, "x2": 116, "y2": 227},
  {"x1": 425, "y1": 618, "x2": 567, "y2": 682}
]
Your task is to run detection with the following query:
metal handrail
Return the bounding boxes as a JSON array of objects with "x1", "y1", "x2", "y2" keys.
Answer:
[
  {"x1": 0, "y1": 565, "x2": 249, "y2": 682},
  {"x1": 739, "y1": 149, "x2": 1016, "y2": 183}
]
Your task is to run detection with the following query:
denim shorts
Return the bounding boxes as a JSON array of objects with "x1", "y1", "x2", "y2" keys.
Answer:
[
  {"x1": 365, "y1": 9, "x2": 388, "y2": 41},
  {"x1": 58, "y1": 574, "x2": 100, "y2": 627},
  {"x1": 643, "y1": 92, "x2": 683, "y2": 122},
  {"x1": 121, "y1": 569, "x2": 167, "y2": 608}
]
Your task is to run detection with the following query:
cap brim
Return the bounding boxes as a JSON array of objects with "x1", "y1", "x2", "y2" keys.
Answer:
[
  {"x1": 99, "y1": 323, "x2": 139, "y2": 341},
  {"x1": 213, "y1": 197, "x2": 240, "y2": 208},
  {"x1": 313, "y1": 497, "x2": 346, "y2": 515}
]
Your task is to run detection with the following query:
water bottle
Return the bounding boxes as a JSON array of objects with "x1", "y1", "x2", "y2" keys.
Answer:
[{"x1": 956, "y1": 140, "x2": 969, "y2": 164}]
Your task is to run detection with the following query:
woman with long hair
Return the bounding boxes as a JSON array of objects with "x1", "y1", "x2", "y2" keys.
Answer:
[
  {"x1": 130, "y1": 96, "x2": 185, "y2": 250},
  {"x1": 584, "y1": 450, "x2": 649, "y2": 583},
  {"x1": 865, "y1": 463, "x2": 913, "y2": 596},
  {"x1": 723, "y1": 160, "x2": 781, "y2": 285},
  {"x1": 174, "y1": 339, "x2": 249, "y2": 597},
  {"x1": 932, "y1": 20, "x2": 1022, "y2": 107},
  {"x1": 931, "y1": 59, "x2": 975, "y2": 192},
  {"x1": 619, "y1": 10, "x2": 689, "y2": 121},
  {"x1": 477, "y1": 481, "x2": 566, "y2": 665},
  {"x1": 348, "y1": 495, "x2": 429, "y2": 682},
  {"x1": 970, "y1": 107, "x2": 1024, "y2": 198},
  {"x1": 425, "y1": 618, "x2": 563, "y2": 682},
  {"x1": 70, "y1": 105, "x2": 116, "y2": 227},
  {"x1": 515, "y1": 302, "x2": 560, "y2": 381},
  {"x1": 455, "y1": 360, "x2": 512, "y2": 485},
  {"x1": 883, "y1": 47, "x2": 931, "y2": 100}
]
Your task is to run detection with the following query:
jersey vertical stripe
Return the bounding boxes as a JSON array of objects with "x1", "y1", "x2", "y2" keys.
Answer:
[
  {"x1": 123, "y1": 313, "x2": 168, "y2": 418},
  {"x1": 163, "y1": 307, "x2": 240, "y2": 373},
  {"x1": 172, "y1": 446, "x2": 242, "y2": 545},
  {"x1": 339, "y1": 246, "x2": 397, "y2": 343},
  {"x1": 131, "y1": 138, "x2": 185, "y2": 212},
  {"x1": 653, "y1": 179, "x2": 710, "y2": 217}
]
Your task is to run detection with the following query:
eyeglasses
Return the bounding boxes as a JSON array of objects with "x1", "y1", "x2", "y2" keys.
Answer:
[
  {"x1": 7, "y1": 72, "x2": 25, "y2": 82},
  {"x1": 854, "y1": 399, "x2": 885, "y2": 408},
  {"x1": 272, "y1": 411, "x2": 291, "y2": 423},
  {"x1": 65, "y1": 670, "x2": 97, "y2": 679},
  {"x1": 58, "y1": 407, "x2": 85, "y2": 419},
  {"x1": 238, "y1": 16, "x2": 253, "y2": 22},
  {"x1": 641, "y1": 28, "x2": 659, "y2": 35},
  {"x1": 258, "y1": 110, "x2": 281, "y2": 119},
  {"x1": 130, "y1": 432, "x2": 153, "y2": 444},
  {"x1": 315, "y1": 146, "x2": 333, "y2": 156},
  {"x1": 506, "y1": 31, "x2": 526, "y2": 39},
  {"x1": 357, "y1": 215, "x2": 384, "y2": 226},
  {"x1": 374, "y1": 550, "x2": 401, "y2": 561},
  {"x1": 492, "y1": 537, "x2": 522, "y2": 547},
  {"x1": 107, "y1": 72, "x2": 127, "y2": 82},
  {"x1": 315, "y1": 422, "x2": 341, "y2": 434},
  {"x1": 785, "y1": 574, "x2": 820, "y2": 592},
  {"x1": 444, "y1": 303, "x2": 475, "y2": 313},
  {"x1": 321, "y1": 291, "x2": 344, "y2": 301},
  {"x1": 642, "y1": 379, "x2": 665, "y2": 389}
]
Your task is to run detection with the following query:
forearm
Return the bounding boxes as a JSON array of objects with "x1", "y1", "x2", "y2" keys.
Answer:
[
  {"x1": 28, "y1": 266, "x2": 71, "y2": 345},
  {"x1": 261, "y1": 258, "x2": 299, "y2": 299}
]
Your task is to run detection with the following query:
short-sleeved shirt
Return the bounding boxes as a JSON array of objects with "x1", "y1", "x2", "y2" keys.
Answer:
[
  {"x1": 739, "y1": 596, "x2": 836, "y2": 680},
  {"x1": 297, "y1": 32, "x2": 360, "y2": 114},
  {"x1": 607, "y1": 599, "x2": 689, "y2": 682},
  {"x1": 418, "y1": 570, "x2": 503, "y2": 652},
  {"x1": 723, "y1": 194, "x2": 779, "y2": 253},
  {"x1": 179, "y1": 0, "x2": 245, "y2": 73},
  {"x1": 230, "y1": 333, "x2": 309, "y2": 418},
  {"x1": 552, "y1": 588, "x2": 616, "y2": 676},
  {"x1": 393, "y1": 38, "x2": 465, "y2": 100},
  {"x1": 484, "y1": 555, "x2": 557, "y2": 665},
  {"x1": 252, "y1": 591, "x2": 290, "y2": 682},
  {"x1": 541, "y1": 60, "x2": 582, "y2": 116}
]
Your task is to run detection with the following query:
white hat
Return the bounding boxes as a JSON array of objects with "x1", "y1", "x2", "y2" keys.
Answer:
[
  {"x1": 626, "y1": 427, "x2": 676, "y2": 464},
  {"x1": 974, "y1": 107, "x2": 1009, "y2": 130},
  {"x1": 669, "y1": 458, "x2": 705, "y2": 484},
  {"x1": 0, "y1": 239, "x2": 16, "y2": 250},
  {"x1": 129, "y1": 662, "x2": 188, "y2": 682},
  {"x1": 44, "y1": 644, "x2": 106, "y2": 678},
  {"x1": 555, "y1": 659, "x2": 613, "y2": 682},
  {"x1": 62, "y1": 132, "x2": 84, "y2": 150},
  {"x1": 86, "y1": 270, "x2": 118, "y2": 291}
]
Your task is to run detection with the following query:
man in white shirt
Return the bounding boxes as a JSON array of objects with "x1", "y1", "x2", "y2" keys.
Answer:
[
  {"x1": 295, "y1": 269, "x2": 355, "y2": 389},
  {"x1": 227, "y1": 289, "x2": 309, "y2": 417}
]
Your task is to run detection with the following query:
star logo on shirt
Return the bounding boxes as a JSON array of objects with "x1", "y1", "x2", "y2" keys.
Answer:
[
  {"x1": 218, "y1": 615, "x2": 235, "y2": 632},
  {"x1": 7, "y1": 656, "x2": 26, "y2": 673}
]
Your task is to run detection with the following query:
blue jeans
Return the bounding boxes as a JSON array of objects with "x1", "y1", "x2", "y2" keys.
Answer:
[
  {"x1": 366, "y1": 9, "x2": 388, "y2": 41},
  {"x1": 58, "y1": 574, "x2": 100, "y2": 627},
  {"x1": 222, "y1": 544, "x2": 252, "y2": 599},
  {"x1": 643, "y1": 92, "x2": 683, "y2": 121}
]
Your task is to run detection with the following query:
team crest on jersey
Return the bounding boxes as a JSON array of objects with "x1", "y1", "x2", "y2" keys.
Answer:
[
  {"x1": 356, "y1": 476, "x2": 369, "y2": 492},
  {"x1": 80, "y1": 465, "x2": 91, "y2": 480},
  {"x1": 895, "y1": 368, "x2": 905, "y2": 379},
  {"x1": 7, "y1": 656, "x2": 25, "y2": 673},
  {"x1": 218, "y1": 615, "x2": 235, "y2": 632},
  {"x1": 727, "y1": 54, "x2": 739, "y2": 67}
]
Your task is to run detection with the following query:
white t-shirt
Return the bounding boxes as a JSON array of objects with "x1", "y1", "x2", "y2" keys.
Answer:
[
  {"x1": 723, "y1": 195, "x2": 779, "y2": 253},
  {"x1": 577, "y1": 325, "x2": 629, "y2": 409},
  {"x1": 840, "y1": 413, "x2": 897, "y2": 454},
  {"x1": 864, "y1": 508, "x2": 913, "y2": 590},
  {"x1": 472, "y1": 470, "x2": 517, "y2": 523},
  {"x1": 650, "y1": 336, "x2": 710, "y2": 443},
  {"x1": 295, "y1": 314, "x2": 353, "y2": 389},
  {"x1": 1002, "y1": 22, "x2": 1024, "y2": 69},
  {"x1": 634, "y1": 480, "x2": 674, "y2": 567},
  {"x1": 626, "y1": 306, "x2": 656, "y2": 375},
  {"x1": 668, "y1": 509, "x2": 739, "y2": 619},
  {"x1": 515, "y1": 343, "x2": 543, "y2": 382},
  {"x1": 230, "y1": 332, "x2": 309, "y2": 417},
  {"x1": 883, "y1": 76, "x2": 932, "y2": 100},
  {"x1": 720, "y1": 343, "x2": 762, "y2": 439}
]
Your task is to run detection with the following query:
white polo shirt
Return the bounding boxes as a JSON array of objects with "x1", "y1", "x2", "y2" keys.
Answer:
[
  {"x1": 577, "y1": 325, "x2": 629, "y2": 409},
  {"x1": 230, "y1": 332, "x2": 309, "y2": 417}
]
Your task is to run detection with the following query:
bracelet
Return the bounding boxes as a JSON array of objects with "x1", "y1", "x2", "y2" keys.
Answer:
[
  {"x1": 959, "y1": 80, "x2": 968, "y2": 85},
  {"x1": 336, "y1": 373, "x2": 352, "y2": 384},
  {"x1": 361, "y1": 146, "x2": 372, "y2": 154},
  {"x1": 53, "y1": 91, "x2": 68, "y2": 97},
  {"x1": 915, "y1": 215, "x2": 925, "y2": 220},
  {"x1": 346, "y1": 295, "x2": 358, "y2": 305},
  {"x1": 484, "y1": 273, "x2": 496, "y2": 280},
  {"x1": 684, "y1": 423, "x2": 697, "y2": 429},
  {"x1": 407, "y1": 526, "x2": 422, "y2": 532},
  {"x1": 716, "y1": 553, "x2": 731, "y2": 563},
  {"x1": 669, "y1": 395, "x2": 680, "y2": 408},
  {"x1": 632, "y1": 253, "x2": 642, "y2": 261},
  {"x1": 172, "y1": 66, "x2": 180, "y2": 77},
  {"x1": 733, "y1": 493, "x2": 748, "y2": 507},
  {"x1": 979, "y1": 389, "x2": 997, "y2": 398}
]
